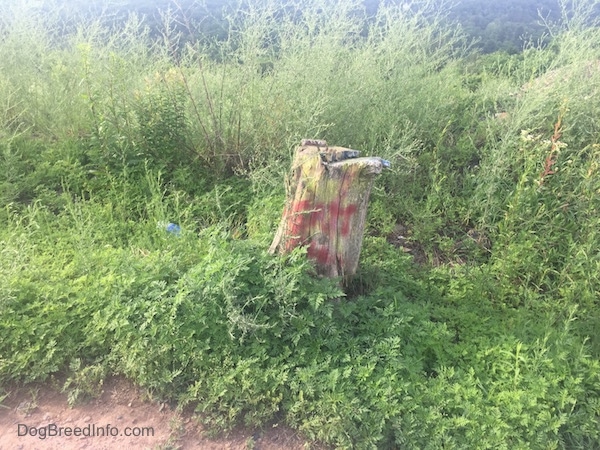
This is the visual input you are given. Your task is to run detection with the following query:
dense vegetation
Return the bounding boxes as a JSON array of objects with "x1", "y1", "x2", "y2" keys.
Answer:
[
  {"x1": 447, "y1": 0, "x2": 562, "y2": 53},
  {"x1": 38, "y1": 0, "x2": 580, "y2": 54},
  {"x1": 2, "y1": 0, "x2": 600, "y2": 448}
]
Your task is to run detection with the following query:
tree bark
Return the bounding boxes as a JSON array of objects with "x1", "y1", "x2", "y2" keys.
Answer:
[{"x1": 269, "y1": 139, "x2": 389, "y2": 282}]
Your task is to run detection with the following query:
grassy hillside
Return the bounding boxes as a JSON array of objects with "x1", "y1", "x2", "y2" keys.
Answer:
[{"x1": 1, "y1": 0, "x2": 600, "y2": 448}]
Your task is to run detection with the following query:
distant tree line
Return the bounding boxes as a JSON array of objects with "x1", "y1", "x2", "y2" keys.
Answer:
[
  {"x1": 359, "y1": 0, "x2": 564, "y2": 53},
  {"x1": 25, "y1": 0, "x2": 597, "y2": 54},
  {"x1": 442, "y1": 0, "x2": 562, "y2": 53}
]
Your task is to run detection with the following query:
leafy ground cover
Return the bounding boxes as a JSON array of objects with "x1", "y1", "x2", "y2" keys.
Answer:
[{"x1": 1, "y1": 0, "x2": 600, "y2": 448}]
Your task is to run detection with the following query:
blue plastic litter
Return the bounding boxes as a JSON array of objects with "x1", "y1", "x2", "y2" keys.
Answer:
[
  {"x1": 380, "y1": 158, "x2": 391, "y2": 168},
  {"x1": 166, "y1": 223, "x2": 181, "y2": 236}
]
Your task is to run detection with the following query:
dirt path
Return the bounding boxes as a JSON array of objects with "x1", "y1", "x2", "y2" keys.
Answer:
[{"x1": 0, "y1": 377, "x2": 313, "y2": 450}]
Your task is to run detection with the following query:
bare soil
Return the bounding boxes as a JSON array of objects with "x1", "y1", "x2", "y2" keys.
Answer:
[{"x1": 0, "y1": 377, "x2": 314, "y2": 450}]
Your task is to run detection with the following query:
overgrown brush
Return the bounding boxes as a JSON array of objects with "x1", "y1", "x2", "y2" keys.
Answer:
[{"x1": 2, "y1": 0, "x2": 600, "y2": 448}]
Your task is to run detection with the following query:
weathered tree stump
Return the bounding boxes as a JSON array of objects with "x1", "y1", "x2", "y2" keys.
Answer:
[{"x1": 269, "y1": 139, "x2": 390, "y2": 282}]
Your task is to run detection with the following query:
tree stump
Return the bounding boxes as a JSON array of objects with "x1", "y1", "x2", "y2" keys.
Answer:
[{"x1": 269, "y1": 139, "x2": 390, "y2": 282}]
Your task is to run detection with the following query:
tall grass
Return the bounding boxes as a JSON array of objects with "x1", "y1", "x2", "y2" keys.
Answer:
[
  {"x1": 1, "y1": 0, "x2": 469, "y2": 173},
  {"x1": 2, "y1": 0, "x2": 600, "y2": 448}
]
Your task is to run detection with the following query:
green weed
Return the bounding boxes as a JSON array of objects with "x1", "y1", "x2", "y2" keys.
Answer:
[{"x1": 1, "y1": 0, "x2": 600, "y2": 448}]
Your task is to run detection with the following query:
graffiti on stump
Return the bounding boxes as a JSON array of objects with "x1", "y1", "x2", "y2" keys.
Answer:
[{"x1": 269, "y1": 139, "x2": 390, "y2": 283}]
